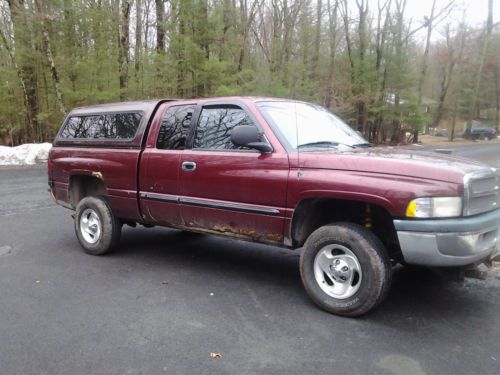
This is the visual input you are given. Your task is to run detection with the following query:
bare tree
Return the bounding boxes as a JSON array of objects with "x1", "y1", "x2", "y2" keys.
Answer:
[
  {"x1": 433, "y1": 22, "x2": 466, "y2": 132},
  {"x1": 311, "y1": 0, "x2": 323, "y2": 79},
  {"x1": 465, "y1": 0, "x2": 494, "y2": 136},
  {"x1": 372, "y1": 0, "x2": 392, "y2": 142},
  {"x1": 118, "y1": 0, "x2": 132, "y2": 100},
  {"x1": 0, "y1": 26, "x2": 32, "y2": 138},
  {"x1": 324, "y1": 0, "x2": 339, "y2": 109},
  {"x1": 495, "y1": 67, "x2": 500, "y2": 133},
  {"x1": 237, "y1": 0, "x2": 260, "y2": 72},
  {"x1": 155, "y1": 0, "x2": 165, "y2": 53},
  {"x1": 6, "y1": 0, "x2": 39, "y2": 142},
  {"x1": 135, "y1": 0, "x2": 143, "y2": 94},
  {"x1": 414, "y1": 0, "x2": 454, "y2": 142},
  {"x1": 35, "y1": 0, "x2": 66, "y2": 116}
]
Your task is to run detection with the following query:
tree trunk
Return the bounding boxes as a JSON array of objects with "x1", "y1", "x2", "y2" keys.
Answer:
[
  {"x1": 372, "y1": 0, "x2": 391, "y2": 144},
  {"x1": 450, "y1": 102, "x2": 458, "y2": 141},
  {"x1": 118, "y1": 0, "x2": 131, "y2": 101},
  {"x1": 325, "y1": 0, "x2": 338, "y2": 109},
  {"x1": 433, "y1": 65, "x2": 448, "y2": 129},
  {"x1": 176, "y1": 1, "x2": 186, "y2": 97},
  {"x1": 281, "y1": 0, "x2": 300, "y2": 85},
  {"x1": 200, "y1": 0, "x2": 210, "y2": 60},
  {"x1": 391, "y1": 0, "x2": 406, "y2": 143},
  {"x1": 465, "y1": 0, "x2": 493, "y2": 137},
  {"x1": 341, "y1": 1, "x2": 355, "y2": 97},
  {"x1": 0, "y1": 27, "x2": 32, "y2": 140},
  {"x1": 155, "y1": 0, "x2": 165, "y2": 53},
  {"x1": 433, "y1": 25, "x2": 465, "y2": 130},
  {"x1": 7, "y1": 0, "x2": 39, "y2": 142},
  {"x1": 144, "y1": 0, "x2": 150, "y2": 51},
  {"x1": 237, "y1": 0, "x2": 248, "y2": 72},
  {"x1": 221, "y1": 0, "x2": 232, "y2": 61},
  {"x1": 495, "y1": 67, "x2": 499, "y2": 134},
  {"x1": 413, "y1": 0, "x2": 437, "y2": 144},
  {"x1": 357, "y1": 0, "x2": 369, "y2": 136},
  {"x1": 63, "y1": 1, "x2": 78, "y2": 93},
  {"x1": 135, "y1": 0, "x2": 142, "y2": 95},
  {"x1": 35, "y1": 0, "x2": 66, "y2": 116},
  {"x1": 237, "y1": 0, "x2": 259, "y2": 73},
  {"x1": 417, "y1": 0, "x2": 436, "y2": 105},
  {"x1": 198, "y1": 0, "x2": 210, "y2": 96},
  {"x1": 311, "y1": 0, "x2": 322, "y2": 79}
]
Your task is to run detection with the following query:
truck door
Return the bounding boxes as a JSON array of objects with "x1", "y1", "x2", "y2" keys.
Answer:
[
  {"x1": 139, "y1": 103, "x2": 196, "y2": 226},
  {"x1": 178, "y1": 103, "x2": 289, "y2": 244}
]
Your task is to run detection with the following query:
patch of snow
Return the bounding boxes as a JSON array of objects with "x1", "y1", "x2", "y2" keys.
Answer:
[{"x1": 0, "y1": 143, "x2": 52, "y2": 166}]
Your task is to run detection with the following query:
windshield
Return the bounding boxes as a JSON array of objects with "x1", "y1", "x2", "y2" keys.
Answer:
[{"x1": 256, "y1": 101, "x2": 367, "y2": 150}]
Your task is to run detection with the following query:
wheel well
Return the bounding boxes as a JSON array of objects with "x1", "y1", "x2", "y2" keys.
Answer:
[
  {"x1": 291, "y1": 198, "x2": 402, "y2": 262},
  {"x1": 68, "y1": 175, "x2": 107, "y2": 208}
]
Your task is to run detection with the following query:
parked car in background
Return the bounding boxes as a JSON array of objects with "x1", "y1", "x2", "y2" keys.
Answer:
[
  {"x1": 469, "y1": 127, "x2": 497, "y2": 140},
  {"x1": 434, "y1": 128, "x2": 449, "y2": 137}
]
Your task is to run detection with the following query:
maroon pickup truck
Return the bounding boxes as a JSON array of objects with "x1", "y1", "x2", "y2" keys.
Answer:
[{"x1": 48, "y1": 97, "x2": 500, "y2": 316}]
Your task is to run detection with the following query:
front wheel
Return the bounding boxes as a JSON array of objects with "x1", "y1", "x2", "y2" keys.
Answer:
[
  {"x1": 300, "y1": 223, "x2": 392, "y2": 317},
  {"x1": 74, "y1": 196, "x2": 121, "y2": 255}
]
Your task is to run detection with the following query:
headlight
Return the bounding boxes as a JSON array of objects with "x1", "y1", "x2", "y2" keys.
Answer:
[{"x1": 406, "y1": 197, "x2": 462, "y2": 218}]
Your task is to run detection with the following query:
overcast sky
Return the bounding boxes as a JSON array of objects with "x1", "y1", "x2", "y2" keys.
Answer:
[
  {"x1": 410, "y1": 0, "x2": 495, "y2": 24},
  {"x1": 367, "y1": 0, "x2": 497, "y2": 42}
]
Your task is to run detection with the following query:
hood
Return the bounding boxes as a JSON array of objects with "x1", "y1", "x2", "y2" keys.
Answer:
[{"x1": 297, "y1": 147, "x2": 489, "y2": 184}]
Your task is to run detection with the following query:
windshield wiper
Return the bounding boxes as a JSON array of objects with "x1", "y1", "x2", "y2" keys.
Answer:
[
  {"x1": 298, "y1": 141, "x2": 354, "y2": 149},
  {"x1": 352, "y1": 142, "x2": 373, "y2": 148}
]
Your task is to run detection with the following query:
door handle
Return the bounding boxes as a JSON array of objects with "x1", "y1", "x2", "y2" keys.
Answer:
[{"x1": 181, "y1": 161, "x2": 197, "y2": 172}]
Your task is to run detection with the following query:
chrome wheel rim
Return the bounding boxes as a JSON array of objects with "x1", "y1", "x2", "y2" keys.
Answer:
[
  {"x1": 80, "y1": 208, "x2": 102, "y2": 244},
  {"x1": 313, "y1": 244, "x2": 362, "y2": 299}
]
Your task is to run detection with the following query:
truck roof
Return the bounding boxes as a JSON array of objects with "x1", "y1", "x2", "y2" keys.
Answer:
[
  {"x1": 68, "y1": 96, "x2": 298, "y2": 115},
  {"x1": 69, "y1": 99, "x2": 177, "y2": 115}
]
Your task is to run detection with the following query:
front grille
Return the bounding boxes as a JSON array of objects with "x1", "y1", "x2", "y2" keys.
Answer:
[{"x1": 463, "y1": 169, "x2": 500, "y2": 216}]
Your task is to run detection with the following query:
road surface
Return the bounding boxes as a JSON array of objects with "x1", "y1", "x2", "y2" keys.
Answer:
[
  {"x1": 0, "y1": 144, "x2": 498, "y2": 374},
  {"x1": 421, "y1": 140, "x2": 500, "y2": 167}
]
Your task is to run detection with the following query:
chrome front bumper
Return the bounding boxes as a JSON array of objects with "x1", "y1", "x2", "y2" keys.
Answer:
[{"x1": 394, "y1": 209, "x2": 500, "y2": 267}]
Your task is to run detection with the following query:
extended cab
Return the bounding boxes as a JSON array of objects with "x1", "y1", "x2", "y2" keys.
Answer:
[{"x1": 48, "y1": 97, "x2": 500, "y2": 316}]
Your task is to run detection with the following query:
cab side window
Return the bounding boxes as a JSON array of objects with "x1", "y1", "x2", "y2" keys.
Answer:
[
  {"x1": 193, "y1": 106, "x2": 256, "y2": 150},
  {"x1": 157, "y1": 105, "x2": 195, "y2": 150}
]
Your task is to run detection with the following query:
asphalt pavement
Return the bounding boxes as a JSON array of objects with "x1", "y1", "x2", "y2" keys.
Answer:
[
  {"x1": 419, "y1": 140, "x2": 500, "y2": 167},
  {"x1": 0, "y1": 145, "x2": 499, "y2": 374}
]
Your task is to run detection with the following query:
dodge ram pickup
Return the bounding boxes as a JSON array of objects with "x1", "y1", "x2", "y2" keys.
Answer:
[{"x1": 48, "y1": 97, "x2": 500, "y2": 316}]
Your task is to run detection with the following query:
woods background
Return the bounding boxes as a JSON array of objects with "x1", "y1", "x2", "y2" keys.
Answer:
[{"x1": 0, "y1": 0, "x2": 498, "y2": 145}]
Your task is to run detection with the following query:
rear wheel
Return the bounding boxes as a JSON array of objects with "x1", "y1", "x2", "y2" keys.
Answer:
[
  {"x1": 300, "y1": 223, "x2": 392, "y2": 317},
  {"x1": 74, "y1": 196, "x2": 121, "y2": 255}
]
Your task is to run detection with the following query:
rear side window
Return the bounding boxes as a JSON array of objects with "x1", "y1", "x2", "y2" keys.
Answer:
[
  {"x1": 157, "y1": 105, "x2": 195, "y2": 150},
  {"x1": 59, "y1": 112, "x2": 143, "y2": 139},
  {"x1": 60, "y1": 115, "x2": 101, "y2": 138}
]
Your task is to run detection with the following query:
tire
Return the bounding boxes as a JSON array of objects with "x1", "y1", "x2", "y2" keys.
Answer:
[
  {"x1": 74, "y1": 196, "x2": 121, "y2": 255},
  {"x1": 300, "y1": 223, "x2": 392, "y2": 317}
]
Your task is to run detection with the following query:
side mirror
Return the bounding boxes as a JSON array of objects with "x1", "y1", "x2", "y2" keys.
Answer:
[{"x1": 231, "y1": 125, "x2": 272, "y2": 153}]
